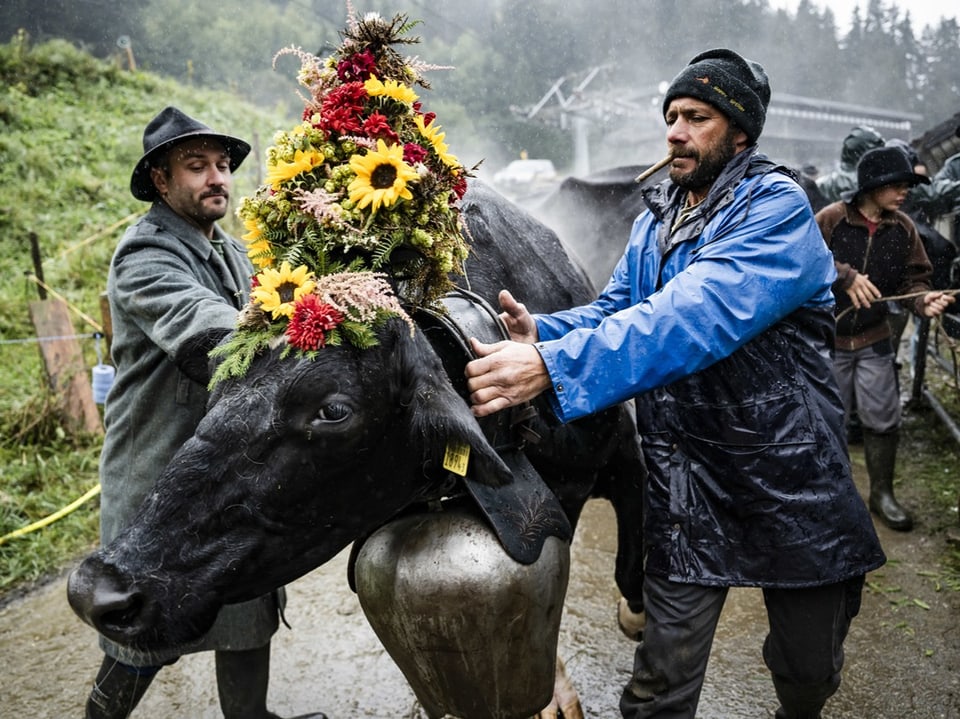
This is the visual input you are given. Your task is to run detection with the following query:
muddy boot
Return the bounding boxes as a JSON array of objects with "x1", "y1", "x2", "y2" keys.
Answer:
[
  {"x1": 215, "y1": 645, "x2": 328, "y2": 719},
  {"x1": 863, "y1": 429, "x2": 913, "y2": 531},
  {"x1": 85, "y1": 655, "x2": 159, "y2": 719}
]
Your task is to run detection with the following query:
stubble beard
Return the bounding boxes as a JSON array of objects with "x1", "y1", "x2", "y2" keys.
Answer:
[
  {"x1": 193, "y1": 192, "x2": 229, "y2": 224},
  {"x1": 669, "y1": 127, "x2": 739, "y2": 195}
]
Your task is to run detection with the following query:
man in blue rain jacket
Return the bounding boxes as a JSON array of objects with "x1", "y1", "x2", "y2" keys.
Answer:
[{"x1": 466, "y1": 49, "x2": 885, "y2": 719}]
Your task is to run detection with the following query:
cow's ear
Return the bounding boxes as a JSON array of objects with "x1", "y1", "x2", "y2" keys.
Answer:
[
  {"x1": 393, "y1": 324, "x2": 513, "y2": 488},
  {"x1": 394, "y1": 325, "x2": 572, "y2": 564},
  {"x1": 410, "y1": 368, "x2": 514, "y2": 489}
]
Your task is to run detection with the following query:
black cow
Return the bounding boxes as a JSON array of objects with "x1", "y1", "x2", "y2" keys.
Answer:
[
  {"x1": 67, "y1": 180, "x2": 645, "y2": 718},
  {"x1": 531, "y1": 165, "x2": 652, "y2": 290}
]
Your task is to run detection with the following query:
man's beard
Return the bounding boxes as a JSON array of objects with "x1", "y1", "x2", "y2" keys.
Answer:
[
  {"x1": 192, "y1": 191, "x2": 229, "y2": 223},
  {"x1": 670, "y1": 127, "x2": 739, "y2": 193}
]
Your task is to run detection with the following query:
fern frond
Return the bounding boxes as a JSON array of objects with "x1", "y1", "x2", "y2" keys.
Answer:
[
  {"x1": 208, "y1": 330, "x2": 275, "y2": 388},
  {"x1": 371, "y1": 234, "x2": 403, "y2": 269},
  {"x1": 339, "y1": 320, "x2": 380, "y2": 349}
]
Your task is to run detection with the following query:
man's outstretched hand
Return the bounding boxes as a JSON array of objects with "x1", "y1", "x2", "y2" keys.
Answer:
[
  {"x1": 466, "y1": 289, "x2": 550, "y2": 417},
  {"x1": 466, "y1": 338, "x2": 551, "y2": 417},
  {"x1": 496, "y1": 289, "x2": 539, "y2": 343}
]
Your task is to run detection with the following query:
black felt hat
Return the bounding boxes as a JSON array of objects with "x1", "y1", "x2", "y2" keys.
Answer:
[
  {"x1": 855, "y1": 146, "x2": 930, "y2": 195},
  {"x1": 130, "y1": 106, "x2": 251, "y2": 201},
  {"x1": 662, "y1": 48, "x2": 770, "y2": 143}
]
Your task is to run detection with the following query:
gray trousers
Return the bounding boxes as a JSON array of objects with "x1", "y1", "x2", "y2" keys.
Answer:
[
  {"x1": 619, "y1": 573, "x2": 864, "y2": 718},
  {"x1": 833, "y1": 340, "x2": 901, "y2": 433}
]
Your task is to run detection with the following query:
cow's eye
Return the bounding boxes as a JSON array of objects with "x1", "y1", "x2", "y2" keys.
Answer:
[{"x1": 315, "y1": 402, "x2": 350, "y2": 423}]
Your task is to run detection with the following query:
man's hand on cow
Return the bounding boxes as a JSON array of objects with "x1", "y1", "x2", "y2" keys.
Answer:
[
  {"x1": 466, "y1": 339, "x2": 552, "y2": 417},
  {"x1": 921, "y1": 290, "x2": 955, "y2": 318},
  {"x1": 497, "y1": 289, "x2": 539, "y2": 343}
]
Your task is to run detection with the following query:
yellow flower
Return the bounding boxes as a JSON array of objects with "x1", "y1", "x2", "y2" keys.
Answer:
[
  {"x1": 251, "y1": 261, "x2": 317, "y2": 319},
  {"x1": 241, "y1": 217, "x2": 274, "y2": 269},
  {"x1": 265, "y1": 148, "x2": 324, "y2": 190},
  {"x1": 414, "y1": 116, "x2": 459, "y2": 168},
  {"x1": 364, "y1": 76, "x2": 418, "y2": 105},
  {"x1": 241, "y1": 215, "x2": 262, "y2": 243},
  {"x1": 348, "y1": 139, "x2": 420, "y2": 213}
]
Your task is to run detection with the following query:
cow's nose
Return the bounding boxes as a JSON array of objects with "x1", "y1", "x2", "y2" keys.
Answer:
[{"x1": 66, "y1": 558, "x2": 157, "y2": 643}]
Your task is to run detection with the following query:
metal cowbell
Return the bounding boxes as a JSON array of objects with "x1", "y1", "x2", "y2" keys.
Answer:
[{"x1": 354, "y1": 507, "x2": 571, "y2": 719}]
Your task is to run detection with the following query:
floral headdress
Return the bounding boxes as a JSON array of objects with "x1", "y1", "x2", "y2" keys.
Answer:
[{"x1": 210, "y1": 9, "x2": 473, "y2": 385}]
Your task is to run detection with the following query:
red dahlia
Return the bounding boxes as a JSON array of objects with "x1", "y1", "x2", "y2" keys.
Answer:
[{"x1": 286, "y1": 294, "x2": 346, "y2": 351}]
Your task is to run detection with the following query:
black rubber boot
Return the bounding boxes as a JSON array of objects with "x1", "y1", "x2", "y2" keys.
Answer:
[
  {"x1": 771, "y1": 672, "x2": 838, "y2": 718},
  {"x1": 215, "y1": 644, "x2": 328, "y2": 719},
  {"x1": 85, "y1": 655, "x2": 159, "y2": 719},
  {"x1": 863, "y1": 429, "x2": 913, "y2": 531}
]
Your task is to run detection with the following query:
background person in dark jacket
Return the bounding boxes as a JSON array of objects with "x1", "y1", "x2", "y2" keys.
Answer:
[
  {"x1": 84, "y1": 107, "x2": 325, "y2": 719},
  {"x1": 816, "y1": 146, "x2": 954, "y2": 532},
  {"x1": 883, "y1": 139, "x2": 959, "y2": 354},
  {"x1": 465, "y1": 49, "x2": 885, "y2": 719},
  {"x1": 816, "y1": 125, "x2": 885, "y2": 203}
]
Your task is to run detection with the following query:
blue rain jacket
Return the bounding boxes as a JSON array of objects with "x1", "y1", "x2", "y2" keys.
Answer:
[{"x1": 534, "y1": 149, "x2": 885, "y2": 587}]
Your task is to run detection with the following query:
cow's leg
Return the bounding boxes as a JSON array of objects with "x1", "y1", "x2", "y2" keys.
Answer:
[{"x1": 533, "y1": 655, "x2": 583, "y2": 719}]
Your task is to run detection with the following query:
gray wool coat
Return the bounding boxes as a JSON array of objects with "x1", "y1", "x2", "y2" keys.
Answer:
[{"x1": 99, "y1": 201, "x2": 280, "y2": 666}]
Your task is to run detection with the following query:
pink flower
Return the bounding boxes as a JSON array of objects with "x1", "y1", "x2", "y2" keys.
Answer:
[{"x1": 286, "y1": 294, "x2": 345, "y2": 351}]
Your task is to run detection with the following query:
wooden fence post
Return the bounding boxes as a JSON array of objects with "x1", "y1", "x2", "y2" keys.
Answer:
[{"x1": 28, "y1": 298, "x2": 103, "y2": 435}]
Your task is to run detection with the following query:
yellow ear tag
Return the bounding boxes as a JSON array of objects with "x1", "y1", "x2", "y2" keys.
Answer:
[{"x1": 443, "y1": 440, "x2": 470, "y2": 476}]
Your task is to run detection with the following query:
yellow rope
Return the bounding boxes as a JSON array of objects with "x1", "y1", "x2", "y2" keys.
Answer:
[
  {"x1": 57, "y1": 212, "x2": 142, "y2": 259},
  {"x1": 25, "y1": 274, "x2": 103, "y2": 333},
  {"x1": 0, "y1": 483, "x2": 101, "y2": 546}
]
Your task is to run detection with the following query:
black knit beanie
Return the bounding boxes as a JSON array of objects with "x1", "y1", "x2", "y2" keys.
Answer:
[{"x1": 662, "y1": 49, "x2": 771, "y2": 144}]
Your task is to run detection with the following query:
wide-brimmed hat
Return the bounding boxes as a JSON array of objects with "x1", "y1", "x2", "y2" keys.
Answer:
[
  {"x1": 130, "y1": 106, "x2": 251, "y2": 201},
  {"x1": 854, "y1": 146, "x2": 930, "y2": 197}
]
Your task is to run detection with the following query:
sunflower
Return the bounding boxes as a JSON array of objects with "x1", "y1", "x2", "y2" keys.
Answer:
[
  {"x1": 348, "y1": 139, "x2": 420, "y2": 213},
  {"x1": 266, "y1": 148, "x2": 325, "y2": 190},
  {"x1": 364, "y1": 75, "x2": 419, "y2": 105},
  {"x1": 415, "y1": 116, "x2": 459, "y2": 168},
  {"x1": 251, "y1": 261, "x2": 317, "y2": 319}
]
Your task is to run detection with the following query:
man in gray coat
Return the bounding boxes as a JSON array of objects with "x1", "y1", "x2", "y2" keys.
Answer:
[{"x1": 84, "y1": 106, "x2": 325, "y2": 719}]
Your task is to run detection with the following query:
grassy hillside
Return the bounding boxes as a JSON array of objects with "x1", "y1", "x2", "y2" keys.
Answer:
[{"x1": 0, "y1": 34, "x2": 290, "y2": 598}]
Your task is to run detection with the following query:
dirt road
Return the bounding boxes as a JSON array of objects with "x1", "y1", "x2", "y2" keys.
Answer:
[{"x1": 2, "y1": 426, "x2": 959, "y2": 718}]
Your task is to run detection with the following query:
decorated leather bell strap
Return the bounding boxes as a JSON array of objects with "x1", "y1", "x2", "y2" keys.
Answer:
[{"x1": 411, "y1": 288, "x2": 540, "y2": 451}]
